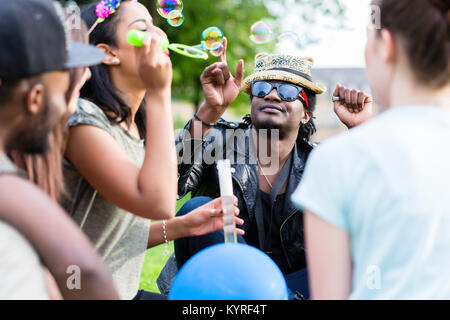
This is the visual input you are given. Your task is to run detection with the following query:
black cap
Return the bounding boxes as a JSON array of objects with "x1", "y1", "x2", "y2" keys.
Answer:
[{"x1": 0, "y1": 0, "x2": 104, "y2": 81}]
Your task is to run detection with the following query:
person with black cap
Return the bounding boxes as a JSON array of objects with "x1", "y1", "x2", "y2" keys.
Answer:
[{"x1": 0, "y1": 0, "x2": 118, "y2": 299}]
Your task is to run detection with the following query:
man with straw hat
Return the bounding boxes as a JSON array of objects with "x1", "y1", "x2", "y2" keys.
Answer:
[{"x1": 169, "y1": 41, "x2": 373, "y2": 299}]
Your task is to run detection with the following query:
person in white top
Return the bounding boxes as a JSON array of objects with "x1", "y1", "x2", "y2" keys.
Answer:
[
  {"x1": 292, "y1": 0, "x2": 450, "y2": 299},
  {"x1": 0, "y1": 220, "x2": 49, "y2": 300}
]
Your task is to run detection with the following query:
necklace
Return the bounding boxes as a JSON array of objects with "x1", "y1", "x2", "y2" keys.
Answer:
[{"x1": 257, "y1": 160, "x2": 273, "y2": 189}]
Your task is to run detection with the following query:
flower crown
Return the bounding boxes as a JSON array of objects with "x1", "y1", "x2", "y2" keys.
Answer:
[
  {"x1": 89, "y1": 0, "x2": 137, "y2": 34},
  {"x1": 95, "y1": 0, "x2": 121, "y2": 23}
]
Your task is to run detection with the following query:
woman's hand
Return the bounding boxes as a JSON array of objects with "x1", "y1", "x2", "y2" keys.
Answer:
[
  {"x1": 147, "y1": 197, "x2": 245, "y2": 248},
  {"x1": 136, "y1": 25, "x2": 173, "y2": 93},
  {"x1": 181, "y1": 197, "x2": 245, "y2": 238}
]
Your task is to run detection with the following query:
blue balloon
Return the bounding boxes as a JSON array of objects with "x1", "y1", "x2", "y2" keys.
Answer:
[{"x1": 169, "y1": 243, "x2": 289, "y2": 300}]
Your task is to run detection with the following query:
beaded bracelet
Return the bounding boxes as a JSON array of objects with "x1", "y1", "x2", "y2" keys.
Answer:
[{"x1": 162, "y1": 220, "x2": 169, "y2": 256}]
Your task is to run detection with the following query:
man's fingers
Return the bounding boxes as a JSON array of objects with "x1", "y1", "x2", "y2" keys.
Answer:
[
  {"x1": 357, "y1": 91, "x2": 365, "y2": 109},
  {"x1": 200, "y1": 63, "x2": 219, "y2": 82},
  {"x1": 202, "y1": 63, "x2": 219, "y2": 77},
  {"x1": 364, "y1": 93, "x2": 374, "y2": 104},
  {"x1": 218, "y1": 37, "x2": 228, "y2": 64},
  {"x1": 351, "y1": 89, "x2": 358, "y2": 110},
  {"x1": 335, "y1": 84, "x2": 373, "y2": 115},
  {"x1": 234, "y1": 59, "x2": 244, "y2": 87},
  {"x1": 344, "y1": 88, "x2": 351, "y2": 109},
  {"x1": 217, "y1": 62, "x2": 231, "y2": 82},
  {"x1": 339, "y1": 85, "x2": 346, "y2": 100},
  {"x1": 212, "y1": 68, "x2": 225, "y2": 86},
  {"x1": 333, "y1": 83, "x2": 341, "y2": 97}
]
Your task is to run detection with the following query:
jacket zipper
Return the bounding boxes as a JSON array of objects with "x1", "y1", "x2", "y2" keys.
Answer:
[{"x1": 279, "y1": 209, "x2": 298, "y2": 271}]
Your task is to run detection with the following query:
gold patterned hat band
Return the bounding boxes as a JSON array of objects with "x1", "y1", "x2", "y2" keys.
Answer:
[{"x1": 242, "y1": 52, "x2": 326, "y2": 95}]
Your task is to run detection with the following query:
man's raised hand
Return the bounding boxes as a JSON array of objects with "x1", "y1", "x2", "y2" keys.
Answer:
[
  {"x1": 333, "y1": 83, "x2": 374, "y2": 129},
  {"x1": 200, "y1": 37, "x2": 244, "y2": 112}
]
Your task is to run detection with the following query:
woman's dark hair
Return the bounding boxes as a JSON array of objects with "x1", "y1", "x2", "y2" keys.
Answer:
[
  {"x1": 378, "y1": 0, "x2": 450, "y2": 88},
  {"x1": 80, "y1": 1, "x2": 147, "y2": 138},
  {"x1": 243, "y1": 88, "x2": 317, "y2": 142}
]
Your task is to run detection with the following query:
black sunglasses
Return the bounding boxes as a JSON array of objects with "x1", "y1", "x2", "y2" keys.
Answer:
[{"x1": 251, "y1": 81, "x2": 309, "y2": 107}]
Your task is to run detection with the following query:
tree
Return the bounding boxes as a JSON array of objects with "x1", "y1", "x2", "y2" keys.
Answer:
[{"x1": 60, "y1": 0, "x2": 345, "y2": 113}]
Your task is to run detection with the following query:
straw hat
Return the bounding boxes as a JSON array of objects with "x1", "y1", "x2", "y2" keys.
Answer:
[{"x1": 242, "y1": 52, "x2": 326, "y2": 95}]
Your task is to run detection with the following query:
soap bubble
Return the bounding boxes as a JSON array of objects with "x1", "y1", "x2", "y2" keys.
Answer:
[
  {"x1": 276, "y1": 31, "x2": 301, "y2": 54},
  {"x1": 277, "y1": 31, "x2": 300, "y2": 43},
  {"x1": 167, "y1": 9, "x2": 184, "y2": 27},
  {"x1": 249, "y1": 21, "x2": 273, "y2": 44},
  {"x1": 201, "y1": 26, "x2": 224, "y2": 50},
  {"x1": 209, "y1": 43, "x2": 224, "y2": 57},
  {"x1": 156, "y1": 0, "x2": 183, "y2": 19},
  {"x1": 192, "y1": 43, "x2": 208, "y2": 51}
]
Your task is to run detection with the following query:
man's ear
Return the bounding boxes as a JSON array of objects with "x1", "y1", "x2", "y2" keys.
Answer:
[
  {"x1": 302, "y1": 109, "x2": 312, "y2": 124},
  {"x1": 26, "y1": 82, "x2": 44, "y2": 115},
  {"x1": 96, "y1": 43, "x2": 121, "y2": 66}
]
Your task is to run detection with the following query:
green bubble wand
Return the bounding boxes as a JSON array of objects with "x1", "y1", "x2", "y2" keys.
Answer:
[{"x1": 127, "y1": 30, "x2": 208, "y2": 60}]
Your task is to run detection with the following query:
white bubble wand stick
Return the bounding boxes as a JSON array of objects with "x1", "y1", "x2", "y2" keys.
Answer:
[{"x1": 217, "y1": 159, "x2": 237, "y2": 244}]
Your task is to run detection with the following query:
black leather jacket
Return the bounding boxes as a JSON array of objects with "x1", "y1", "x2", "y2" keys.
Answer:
[{"x1": 176, "y1": 118, "x2": 315, "y2": 274}]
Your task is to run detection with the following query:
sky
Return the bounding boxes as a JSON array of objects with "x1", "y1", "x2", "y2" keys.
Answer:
[{"x1": 274, "y1": 0, "x2": 372, "y2": 68}]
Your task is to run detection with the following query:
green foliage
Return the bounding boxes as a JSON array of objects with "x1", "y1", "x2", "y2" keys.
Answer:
[{"x1": 148, "y1": 0, "x2": 276, "y2": 111}]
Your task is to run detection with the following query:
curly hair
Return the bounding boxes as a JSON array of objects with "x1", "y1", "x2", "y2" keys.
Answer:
[{"x1": 243, "y1": 88, "x2": 317, "y2": 142}]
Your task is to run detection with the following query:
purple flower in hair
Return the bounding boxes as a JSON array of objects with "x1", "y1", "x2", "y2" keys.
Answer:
[{"x1": 95, "y1": 1, "x2": 110, "y2": 21}]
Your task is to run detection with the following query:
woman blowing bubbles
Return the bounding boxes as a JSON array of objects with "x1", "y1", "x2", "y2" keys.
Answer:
[{"x1": 62, "y1": 0, "x2": 243, "y2": 300}]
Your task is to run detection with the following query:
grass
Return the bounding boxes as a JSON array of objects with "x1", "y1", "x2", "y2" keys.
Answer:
[
  {"x1": 139, "y1": 194, "x2": 191, "y2": 293},
  {"x1": 139, "y1": 241, "x2": 175, "y2": 293}
]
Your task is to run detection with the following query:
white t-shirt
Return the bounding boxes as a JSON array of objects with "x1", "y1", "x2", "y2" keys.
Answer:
[
  {"x1": 292, "y1": 106, "x2": 450, "y2": 299},
  {"x1": 0, "y1": 152, "x2": 49, "y2": 300},
  {"x1": 0, "y1": 220, "x2": 49, "y2": 299}
]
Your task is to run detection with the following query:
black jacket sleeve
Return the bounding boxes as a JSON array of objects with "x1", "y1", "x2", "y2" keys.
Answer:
[{"x1": 176, "y1": 119, "x2": 220, "y2": 198}]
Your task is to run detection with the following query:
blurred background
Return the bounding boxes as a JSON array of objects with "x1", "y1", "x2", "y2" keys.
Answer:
[{"x1": 60, "y1": 0, "x2": 376, "y2": 293}]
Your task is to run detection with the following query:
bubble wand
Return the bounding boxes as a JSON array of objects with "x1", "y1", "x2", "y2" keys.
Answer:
[
  {"x1": 217, "y1": 159, "x2": 237, "y2": 244},
  {"x1": 127, "y1": 29, "x2": 209, "y2": 60}
]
